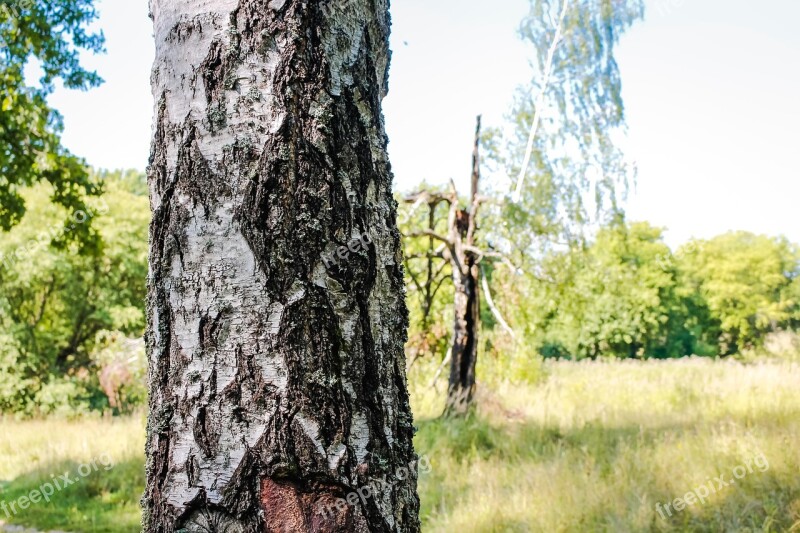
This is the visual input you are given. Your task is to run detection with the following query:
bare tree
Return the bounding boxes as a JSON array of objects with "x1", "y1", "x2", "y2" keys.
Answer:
[
  {"x1": 404, "y1": 117, "x2": 513, "y2": 415},
  {"x1": 144, "y1": 1, "x2": 419, "y2": 531}
]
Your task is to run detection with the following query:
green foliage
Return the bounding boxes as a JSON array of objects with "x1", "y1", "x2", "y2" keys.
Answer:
[
  {"x1": 678, "y1": 232, "x2": 800, "y2": 354},
  {"x1": 530, "y1": 221, "x2": 688, "y2": 359},
  {"x1": 397, "y1": 185, "x2": 454, "y2": 363},
  {"x1": 494, "y1": 224, "x2": 800, "y2": 361},
  {"x1": 0, "y1": 170, "x2": 149, "y2": 415},
  {"x1": 399, "y1": 1, "x2": 647, "y2": 375},
  {"x1": 483, "y1": 0, "x2": 645, "y2": 265},
  {"x1": 30, "y1": 375, "x2": 100, "y2": 417},
  {"x1": 0, "y1": 0, "x2": 104, "y2": 231}
]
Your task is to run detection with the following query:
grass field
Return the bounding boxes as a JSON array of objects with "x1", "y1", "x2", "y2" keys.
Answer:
[{"x1": 1, "y1": 357, "x2": 799, "y2": 532}]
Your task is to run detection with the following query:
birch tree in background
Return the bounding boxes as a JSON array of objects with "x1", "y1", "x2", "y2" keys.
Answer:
[
  {"x1": 144, "y1": 1, "x2": 419, "y2": 531},
  {"x1": 401, "y1": 0, "x2": 645, "y2": 414},
  {"x1": 487, "y1": 0, "x2": 645, "y2": 264}
]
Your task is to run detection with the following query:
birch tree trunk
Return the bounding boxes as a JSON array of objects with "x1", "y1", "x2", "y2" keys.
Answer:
[{"x1": 144, "y1": 1, "x2": 419, "y2": 531}]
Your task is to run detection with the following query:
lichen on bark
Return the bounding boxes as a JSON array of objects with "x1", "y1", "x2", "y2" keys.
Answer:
[{"x1": 144, "y1": 1, "x2": 419, "y2": 531}]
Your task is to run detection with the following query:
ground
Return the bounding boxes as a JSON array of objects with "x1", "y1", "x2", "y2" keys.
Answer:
[{"x1": 1, "y1": 357, "x2": 798, "y2": 532}]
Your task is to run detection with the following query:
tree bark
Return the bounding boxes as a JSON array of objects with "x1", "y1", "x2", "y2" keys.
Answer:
[
  {"x1": 444, "y1": 117, "x2": 482, "y2": 415},
  {"x1": 144, "y1": 1, "x2": 419, "y2": 531},
  {"x1": 445, "y1": 254, "x2": 479, "y2": 415}
]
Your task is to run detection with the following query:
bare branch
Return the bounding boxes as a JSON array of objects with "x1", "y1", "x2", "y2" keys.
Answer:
[
  {"x1": 462, "y1": 245, "x2": 522, "y2": 273},
  {"x1": 429, "y1": 352, "x2": 452, "y2": 391},
  {"x1": 448, "y1": 178, "x2": 459, "y2": 199},
  {"x1": 512, "y1": 0, "x2": 570, "y2": 203},
  {"x1": 403, "y1": 190, "x2": 452, "y2": 206},
  {"x1": 403, "y1": 257, "x2": 425, "y2": 294},
  {"x1": 405, "y1": 229, "x2": 452, "y2": 245},
  {"x1": 467, "y1": 115, "x2": 482, "y2": 246},
  {"x1": 402, "y1": 194, "x2": 428, "y2": 222},
  {"x1": 430, "y1": 273, "x2": 450, "y2": 301},
  {"x1": 480, "y1": 265, "x2": 516, "y2": 340},
  {"x1": 404, "y1": 250, "x2": 446, "y2": 260}
]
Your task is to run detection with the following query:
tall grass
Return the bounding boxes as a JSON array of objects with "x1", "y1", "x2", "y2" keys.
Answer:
[
  {"x1": 411, "y1": 357, "x2": 800, "y2": 532},
  {"x1": 0, "y1": 416, "x2": 144, "y2": 532},
  {"x1": 1, "y1": 358, "x2": 799, "y2": 532}
]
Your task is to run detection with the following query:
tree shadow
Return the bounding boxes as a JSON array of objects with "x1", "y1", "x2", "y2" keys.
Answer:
[
  {"x1": 414, "y1": 408, "x2": 800, "y2": 532},
  {"x1": 0, "y1": 456, "x2": 144, "y2": 533}
]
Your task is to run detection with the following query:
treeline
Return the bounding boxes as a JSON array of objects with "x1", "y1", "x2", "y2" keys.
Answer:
[
  {"x1": 404, "y1": 219, "x2": 800, "y2": 365},
  {"x1": 1, "y1": 172, "x2": 798, "y2": 415},
  {"x1": 477, "y1": 222, "x2": 799, "y2": 361}
]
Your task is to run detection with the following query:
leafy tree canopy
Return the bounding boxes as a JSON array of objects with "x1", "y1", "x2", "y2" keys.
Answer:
[
  {"x1": 678, "y1": 232, "x2": 800, "y2": 354},
  {"x1": 0, "y1": 170, "x2": 148, "y2": 415},
  {"x1": 484, "y1": 0, "x2": 645, "y2": 264},
  {"x1": 0, "y1": 0, "x2": 104, "y2": 233},
  {"x1": 517, "y1": 221, "x2": 686, "y2": 359}
]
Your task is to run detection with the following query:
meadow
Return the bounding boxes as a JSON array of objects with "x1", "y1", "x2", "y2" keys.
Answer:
[{"x1": 1, "y1": 357, "x2": 799, "y2": 533}]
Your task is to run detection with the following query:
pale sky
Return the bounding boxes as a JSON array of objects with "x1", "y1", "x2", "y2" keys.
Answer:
[{"x1": 44, "y1": 0, "x2": 800, "y2": 247}]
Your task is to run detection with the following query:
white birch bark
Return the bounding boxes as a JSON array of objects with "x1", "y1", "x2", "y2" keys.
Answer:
[{"x1": 144, "y1": 1, "x2": 419, "y2": 531}]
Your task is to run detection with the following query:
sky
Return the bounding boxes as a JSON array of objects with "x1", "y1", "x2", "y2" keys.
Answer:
[{"x1": 44, "y1": 0, "x2": 800, "y2": 248}]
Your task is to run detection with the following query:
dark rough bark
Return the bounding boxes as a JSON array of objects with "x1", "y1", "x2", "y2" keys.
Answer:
[
  {"x1": 445, "y1": 254, "x2": 479, "y2": 415},
  {"x1": 444, "y1": 117, "x2": 482, "y2": 416},
  {"x1": 144, "y1": 1, "x2": 419, "y2": 531}
]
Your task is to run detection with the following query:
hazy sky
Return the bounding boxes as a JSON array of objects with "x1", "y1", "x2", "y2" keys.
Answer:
[{"x1": 44, "y1": 0, "x2": 800, "y2": 247}]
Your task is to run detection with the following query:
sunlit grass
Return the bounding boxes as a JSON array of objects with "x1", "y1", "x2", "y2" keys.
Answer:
[
  {"x1": 1, "y1": 358, "x2": 799, "y2": 532},
  {"x1": 0, "y1": 416, "x2": 145, "y2": 533},
  {"x1": 411, "y1": 356, "x2": 800, "y2": 532}
]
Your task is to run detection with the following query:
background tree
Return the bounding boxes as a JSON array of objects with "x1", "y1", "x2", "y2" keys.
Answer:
[
  {"x1": 678, "y1": 232, "x2": 800, "y2": 354},
  {"x1": 144, "y1": 1, "x2": 419, "y2": 531},
  {"x1": 484, "y1": 0, "x2": 644, "y2": 271},
  {"x1": 0, "y1": 170, "x2": 149, "y2": 415},
  {"x1": 400, "y1": 182, "x2": 453, "y2": 367},
  {"x1": 527, "y1": 221, "x2": 691, "y2": 360},
  {"x1": 404, "y1": 118, "x2": 507, "y2": 415},
  {"x1": 0, "y1": 0, "x2": 104, "y2": 238},
  {"x1": 402, "y1": 0, "x2": 645, "y2": 412}
]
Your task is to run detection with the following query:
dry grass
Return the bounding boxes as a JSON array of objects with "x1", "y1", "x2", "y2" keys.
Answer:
[
  {"x1": 410, "y1": 356, "x2": 800, "y2": 532},
  {"x1": 0, "y1": 416, "x2": 144, "y2": 532},
  {"x1": 1, "y1": 358, "x2": 798, "y2": 532}
]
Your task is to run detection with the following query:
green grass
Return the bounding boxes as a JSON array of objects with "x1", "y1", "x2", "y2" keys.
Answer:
[
  {"x1": 0, "y1": 416, "x2": 144, "y2": 533},
  {"x1": 2, "y1": 358, "x2": 799, "y2": 532},
  {"x1": 412, "y1": 356, "x2": 800, "y2": 532}
]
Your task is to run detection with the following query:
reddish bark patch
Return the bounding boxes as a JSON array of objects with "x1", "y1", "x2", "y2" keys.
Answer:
[{"x1": 260, "y1": 478, "x2": 353, "y2": 532}]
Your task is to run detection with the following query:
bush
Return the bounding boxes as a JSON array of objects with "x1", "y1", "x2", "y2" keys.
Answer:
[
  {"x1": 0, "y1": 334, "x2": 34, "y2": 413},
  {"x1": 32, "y1": 376, "x2": 102, "y2": 418},
  {"x1": 740, "y1": 331, "x2": 800, "y2": 362}
]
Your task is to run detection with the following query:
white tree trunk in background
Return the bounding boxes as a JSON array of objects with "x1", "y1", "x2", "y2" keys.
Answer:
[{"x1": 144, "y1": 1, "x2": 419, "y2": 531}]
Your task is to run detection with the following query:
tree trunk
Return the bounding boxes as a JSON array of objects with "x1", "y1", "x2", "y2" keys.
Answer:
[
  {"x1": 444, "y1": 116, "x2": 482, "y2": 415},
  {"x1": 144, "y1": 1, "x2": 419, "y2": 531},
  {"x1": 445, "y1": 256, "x2": 479, "y2": 415}
]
